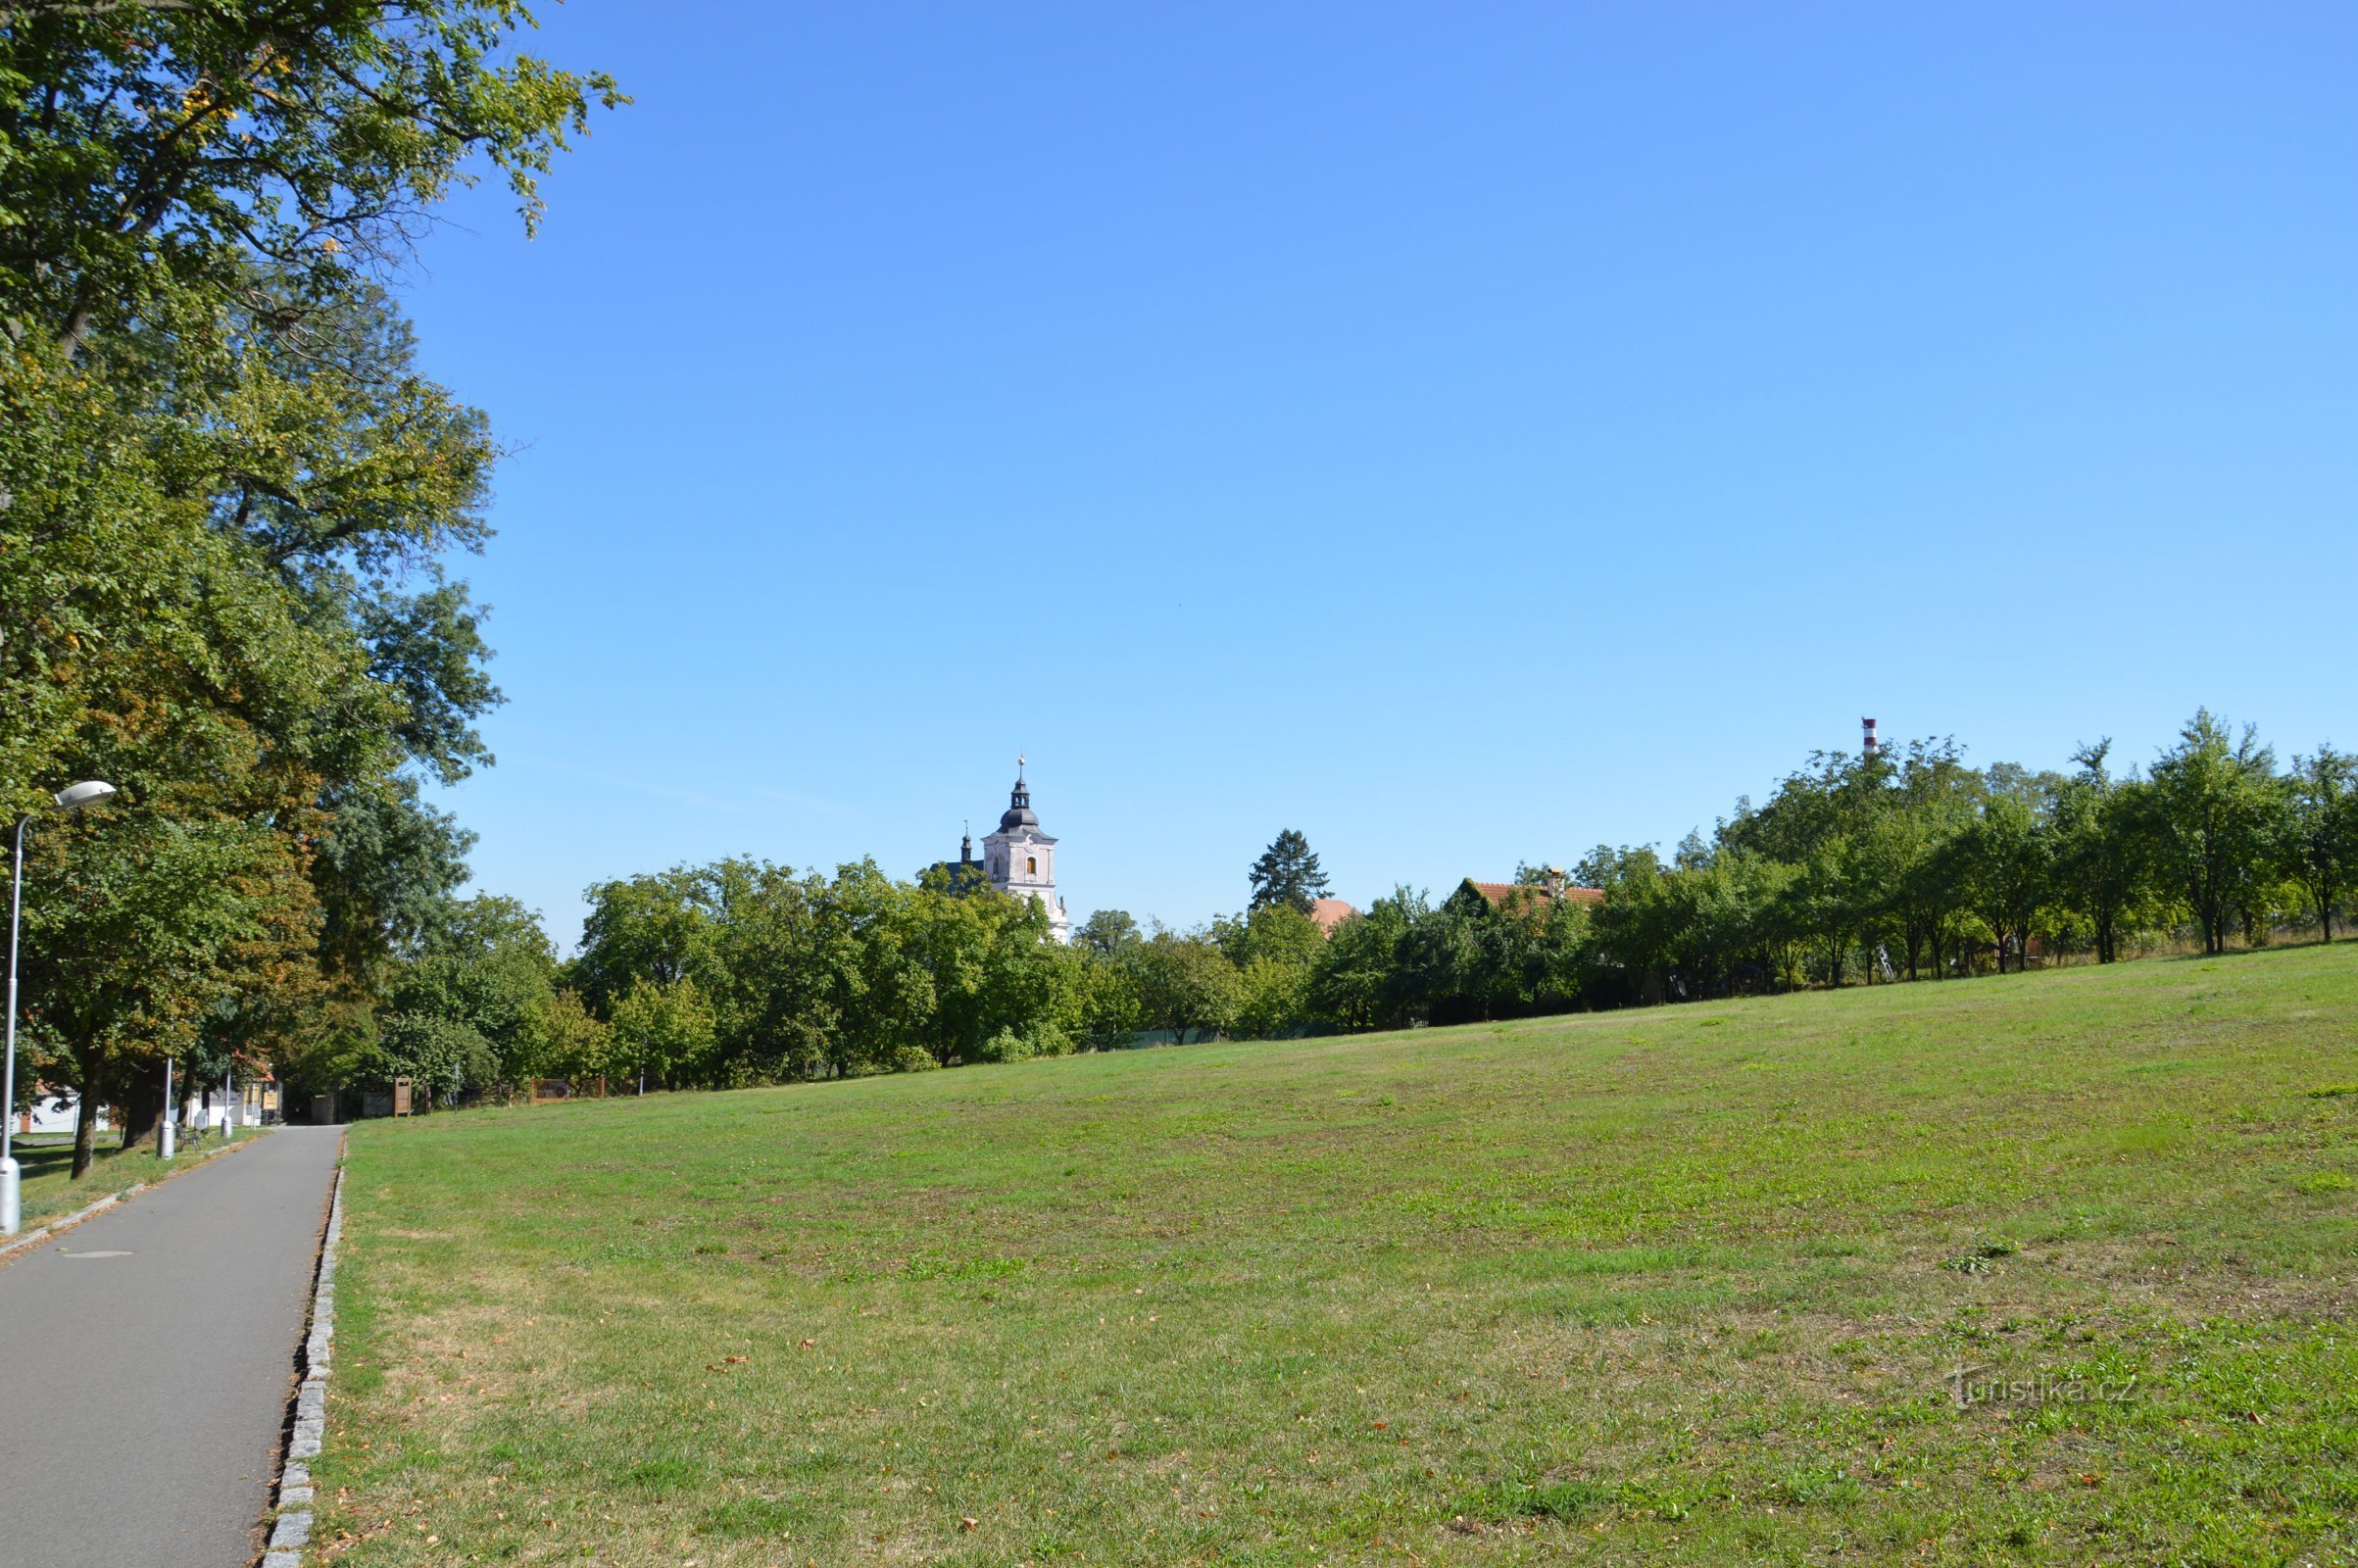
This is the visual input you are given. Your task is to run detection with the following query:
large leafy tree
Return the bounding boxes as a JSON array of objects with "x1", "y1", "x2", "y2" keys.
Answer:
[
  {"x1": 2049, "y1": 742, "x2": 2156, "y2": 964},
  {"x1": 2148, "y1": 711, "x2": 2291, "y2": 956},
  {"x1": 1126, "y1": 927, "x2": 1242, "y2": 1044},
  {"x1": 1073, "y1": 907, "x2": 1141, "y2": 957},
  {"x1": 1, "y1": 0, "x2": 624, "y2": 354},
  {"x1": 1880, "y1": 740, "x2": 1980, "y2": 979},
  {"x1": 2287, "y1": 745, "x2": 2356, "y2": 941},
  {"x1": 0, "y1": 3, "x2": 617, "y2": 1164},
  {"x1": 1958, "y1": 786, "x2": 2053, "y2": 974},
  {"x1": 368, "y1": 894, "x2": 558, "y2": 1099},
  {"x1": 1304, "y1": 894, "x2": 1413, "y2": 1033}
]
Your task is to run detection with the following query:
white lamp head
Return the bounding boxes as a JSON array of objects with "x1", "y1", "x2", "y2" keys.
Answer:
[{"x1": 53, "y1": 780, "x2": 117, "y2": 812}]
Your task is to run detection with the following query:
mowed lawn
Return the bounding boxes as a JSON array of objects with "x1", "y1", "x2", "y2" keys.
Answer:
[{"x1": 317, "y1": 945, "x2": 2358, "y2": 1567}]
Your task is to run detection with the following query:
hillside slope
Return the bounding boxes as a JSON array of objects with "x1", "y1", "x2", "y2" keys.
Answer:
[{"x1": 320, "y1": 944, "x2": 2358, "y2": 1566}]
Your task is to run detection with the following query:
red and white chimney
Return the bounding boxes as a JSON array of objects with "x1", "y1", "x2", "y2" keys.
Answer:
[{"x1": 1862, "y1": 717, "x2": 1879, "y2": 757}]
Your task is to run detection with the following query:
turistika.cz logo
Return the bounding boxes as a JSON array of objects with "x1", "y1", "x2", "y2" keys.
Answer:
[{"x1": 1944, "y1": 1365, "x2": 2137, "y2": 1408}]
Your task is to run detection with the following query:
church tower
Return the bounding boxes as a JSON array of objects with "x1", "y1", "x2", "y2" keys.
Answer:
[{"x1": 981, "y1": 756, "x2": 1070, "y2": 943}]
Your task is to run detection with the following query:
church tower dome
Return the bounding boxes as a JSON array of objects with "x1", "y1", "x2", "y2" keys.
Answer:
[
  {"x1": 1000, "y1": 766, "x2": 1039, "y2": 832},
  {"x1": 980, "y1": 753, "x2": 1069, "y2": 943}
]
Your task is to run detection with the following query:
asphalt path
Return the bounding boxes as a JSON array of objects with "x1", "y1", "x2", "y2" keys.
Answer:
[{"x1": 0, "y1": 1125, "x2": 342, "y2": 1568}]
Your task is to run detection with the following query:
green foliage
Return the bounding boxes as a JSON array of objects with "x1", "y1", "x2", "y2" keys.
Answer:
[
  {"x1": 609, "y1": 976, "x2": 717, "y2": 1091},
  {"x1": 2148, "y1": 711, "x2": 2293, "y2": 955},
  {"x1": 1247, "y1": 827, "x2": 1329, "y2": 913},
  {"x1": 1305, "y1": 890, "x2": 1416, "y2": 1031},
  {"x1": 1072, "y1": 906, "x2": 1141, "y2": 956},
  {"x1": 2050, "y1": 742, "x2": 2158, "y2": 965},
  {"x1": 1119, "y1": 927, "x2": 1243, "y2": 1044},
  {"x1": 1958, "y1": 786, "x2": 2054, "y2": 975},
  {"x1": 0, "y1": 0, "x2": 615, "y2": 1167},
  {"x1": 534, "y1": 990, "x2": 614, "y2": 1085},
  {"x1": 369, "y1": 1011, "x2": 494, "y2": 1105},
  {"x1": 570, "y1": 859, "x2": 1088, "y2": 1080},
  {"x1": 0, "y1": 2, "x2": 624, "y2": 353},
  {"x1": 2288, "y1": 745, "x2": 2357, "y2": 941},
  {"x1": 365, "y1": 896, "x2": 560, "y2": 1097},
  {"x1": 504, "y1": 709, "x2": 2358, "y2": 1090}
]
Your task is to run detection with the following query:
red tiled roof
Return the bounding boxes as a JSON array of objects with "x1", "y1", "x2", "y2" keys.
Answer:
[
  {"x1": 1465, "y1": 879, "x2": 1603, "y2": 909},
  {"x1": 1307, "y1": 898, "x2": 1357, "y2": 934}
]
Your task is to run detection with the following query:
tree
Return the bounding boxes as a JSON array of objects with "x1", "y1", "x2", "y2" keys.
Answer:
[
  {"x1": 1958, "y1": 790, "x2": 2052, "y2": 974},
  {"x1": 2049, "y1": 742, "x2": 2156, "y2": 964},
  {"x1": 1074, "y1": 908, "x2": 1142, "y2": 957},
  {"x1": 534, "y1": 990, "x2": 614, "y2": 1086},
  {"x1": 572, "y1": 868, "x2": 714, "y2": 1012},
  {"x1": 1, "y1": 2, "x2": 623, "y2": 355},
  {"x1": 373, "y1": 896, "x2": 559, "y2": 1099},
  {"x1": 1248, "y1": 829, "x2": 1330, "y2": 913},
  {"x1": 2288, "y1": 746, "x2": 2357, "y2": 941},
  {"x1": 369, "y1": 1012, "x2": 491, "y2": 1109},
  {"x1": 23, "y1": 814, "x2": 299, "y2": 1176},
  {"x1": 1577, "y1": 845, "x2": 1677, "y2": 1003},
  {"x1": 1233, "y1": 956, "x2": 1310, "y2": 1040},
  {"x1": 0, "y1": 3, "x2": 619, "y2": 1158},
  {"x1": 2148, "y1": 711, "x2": 2290, "y2": 955},
  {"x1": 609, "y1": 976, "x2": 718, "y2": 1093},
  {"x1": 1880, "y1": 740, "x2": 1980, "y2": 979},
  {"x1": 1072, "y1": 953, "x2": 1147, "y2": 1049},
  {"x1": 1211, "y1": 904, "x2": 1326, "y2": 969},
  {"x1": 1127, "y1": 929, "x2": 1242, "y2": 1043},
  {"x1": 1305, "y1": 895, "x2": 1413, "y2": 1033},
  {"x1": 1718, "y1": 749, "x2": 1887, "y2": 987}
]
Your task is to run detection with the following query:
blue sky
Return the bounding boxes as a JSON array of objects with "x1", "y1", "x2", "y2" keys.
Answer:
[{"x1": 400, "y1": 2, "x2": 2356, "y2": 948}]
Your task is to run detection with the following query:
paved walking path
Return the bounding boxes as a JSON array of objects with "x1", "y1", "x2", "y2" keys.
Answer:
[{"x1": 0, "y1": 1126, "x2": 343, "y2": 1568}]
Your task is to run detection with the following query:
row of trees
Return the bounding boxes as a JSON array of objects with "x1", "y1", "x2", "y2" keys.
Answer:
[
  {"x1": 356, "y1": 861, "x2": 1089, "y2": 1098},
  {"x1": 1063, "y1": 712, "x2": 2352, "y2": 1045},
  {"x1": 2, "y1": 3, "x2": 619, "y2": 1169},
  {"x1": 1572, "y1": 712, "x2": 2349, "y2": 1002},
  {"x1": 361, "y1": 710, "x2": 2351, "y2": 1102}
]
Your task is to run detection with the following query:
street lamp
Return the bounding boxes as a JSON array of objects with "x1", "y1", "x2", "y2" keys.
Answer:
[{"x1": 0, "y1": 780, "x2": 119, "y2": 1235}]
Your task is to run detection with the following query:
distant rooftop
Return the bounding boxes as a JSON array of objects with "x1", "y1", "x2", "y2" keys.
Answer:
[
  {"x1": 1307, "y1": 897, "x2": 1357, "y2": 934},
  {"x1": 1463, "y1": 879, "x2": 1603, "y2": 909}
]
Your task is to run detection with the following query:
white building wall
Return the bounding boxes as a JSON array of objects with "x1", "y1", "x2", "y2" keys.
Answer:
[{"x1": 982, "y1": 831, "x2": 1068, "y2": 942}]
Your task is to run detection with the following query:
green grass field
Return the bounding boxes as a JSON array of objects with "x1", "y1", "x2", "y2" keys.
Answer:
[{"x1": 318, "y1": 945, "x2": 2358, "y2": 1566}]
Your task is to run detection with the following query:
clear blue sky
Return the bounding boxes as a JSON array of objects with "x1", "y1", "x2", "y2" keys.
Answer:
[{"x1": 400, "y1": 2, "x2": 2356, "y2": 948}]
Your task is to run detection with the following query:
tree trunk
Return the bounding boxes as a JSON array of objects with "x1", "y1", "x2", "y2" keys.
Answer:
[
  {"x1": 117, "y1": 1058, "x2": 164, "y2": 1155},
  {"x1": 70, "y1": 1039, "x2": 107, "y2": 1180}
]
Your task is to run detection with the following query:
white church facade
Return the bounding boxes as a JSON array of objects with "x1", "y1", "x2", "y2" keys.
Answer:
[{"x1": 932, "y1": 760, "x2": 1071, "y2": 943}]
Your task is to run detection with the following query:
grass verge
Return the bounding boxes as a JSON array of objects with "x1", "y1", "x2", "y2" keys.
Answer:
[{"x1": 8, "y1": 1126, "x2": 259, "y2": 1233}]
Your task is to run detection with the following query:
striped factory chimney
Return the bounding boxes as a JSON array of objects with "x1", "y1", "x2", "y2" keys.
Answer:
[{"x1": 1862, "y1": 717, "x2": 1880, "y2": 758}]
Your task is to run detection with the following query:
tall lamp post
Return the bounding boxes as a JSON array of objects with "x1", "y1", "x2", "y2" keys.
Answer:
[{"x1": 0, "y1": 780, "x2": 119, "y2": 1235}]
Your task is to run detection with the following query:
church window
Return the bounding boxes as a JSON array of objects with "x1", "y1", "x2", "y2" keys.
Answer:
[{"x1": 1026, "y1": 856, "x2": 1037, "y2": 875}]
